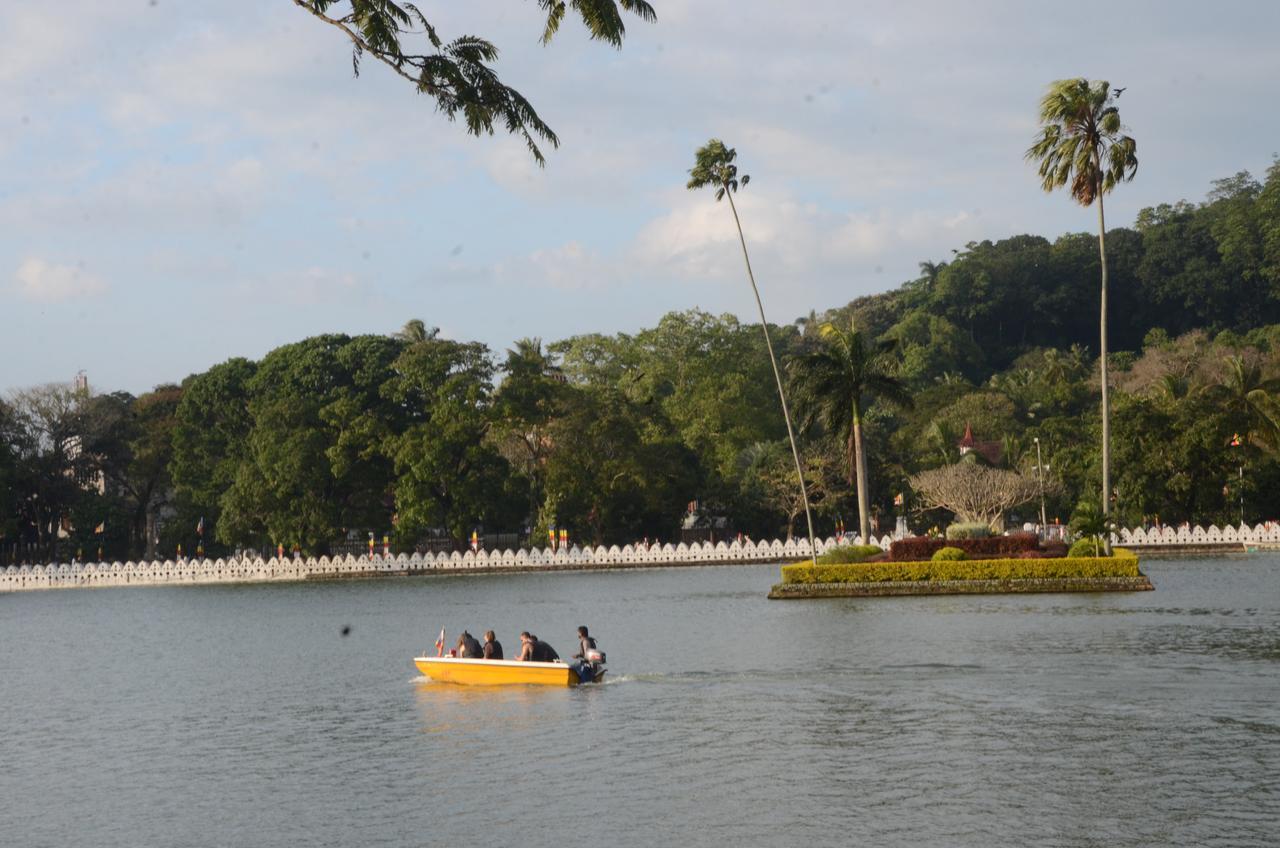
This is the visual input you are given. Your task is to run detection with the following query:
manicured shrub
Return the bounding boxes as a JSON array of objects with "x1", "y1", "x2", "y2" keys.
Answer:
[
  {"x1": 889, "y1": 536, "x2": 943, "y2": 560},
  {"x1": 780, "y1": 548, "x2": 1139, "y2": 584},
  {"x1": 816, "y1": 544, "x2": 882, "y2": 564},
  {"x1": 864, "y1": 551, "x2": 889, "y2": 563},
  {"x1": 889, "y1": 533, "x2": 1040, "y2": 562},
  {"x1": 1018, "y1": 550, "x2": 1047, "y2": 559},
  {"x1": 946, "y1": 522, "x2": 991, "y2": 540},
  {"x1": 932, "y1": 546, "x2": 967, "y2": 561},
  {"x1": 1068, "y1": 537, "x2": 1108, "y2": 558},
  {"x1": 1041, "y1": 540, "x2": 1068, "y2": 558}
]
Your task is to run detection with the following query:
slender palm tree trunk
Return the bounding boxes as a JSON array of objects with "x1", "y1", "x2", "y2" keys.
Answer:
[
  {"x1": 1096, "y1": 177, "x2": 1113, "y2": 555},
  {"x1": 853, "y1": 413, "x2": 871, "y2": 542},
  {"x1": 724, "y1": 188, "x2": 817, "y2": 564}
]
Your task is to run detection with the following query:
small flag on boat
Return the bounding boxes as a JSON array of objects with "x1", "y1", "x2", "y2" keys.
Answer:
[{"x1": 434, "y1": 628, "x2": 446, "y2": 657}]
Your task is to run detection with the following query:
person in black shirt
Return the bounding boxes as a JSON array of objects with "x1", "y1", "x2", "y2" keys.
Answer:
[
  {"x1": 516, "y1": 631, "x2": 559, "y2": 662},
  {"x1": 572, "y1": 625, "x2": 597, "y2": 660},
  {"x1": 455, "y1": 630, "x2": 483, "y2": 658},
  {"x1": 482, "y1": 630, "x2": 503, "y2": 660}
]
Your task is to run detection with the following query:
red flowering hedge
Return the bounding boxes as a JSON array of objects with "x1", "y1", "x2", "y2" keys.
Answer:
[{"x1": 889, "y1": 532, "x2": 1041, "y2": 562}]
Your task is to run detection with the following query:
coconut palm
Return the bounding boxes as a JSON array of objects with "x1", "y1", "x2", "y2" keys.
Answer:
[
  {"x1": 1208, "y1": 355, "x2": 1280, "y2": 452},
  {"x1": 687, "y1": 139, "x2": 816, "y2": 562},
  {"x1": 395, "y1": 319, "x2": 438, "y2": 344},
  {"x1": 1027, "y1": 79, "x2": 1138, "y2": 551},
  {"x1": 789, "y1": 320, "x2": 914, "y2": 542}
]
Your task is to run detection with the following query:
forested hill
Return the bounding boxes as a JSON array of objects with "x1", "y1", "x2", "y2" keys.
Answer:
[
  {"x1": 816, "y1": 158, "x2": 1280, "y2": 383},
  {"x1": 4, "y1": 160, "x2": 1280, "y2": 562}
]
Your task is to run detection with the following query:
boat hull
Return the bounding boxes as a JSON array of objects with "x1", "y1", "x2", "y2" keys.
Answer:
[{"x1": 414, "y1": 656, "x2": 596, "y2": 686}]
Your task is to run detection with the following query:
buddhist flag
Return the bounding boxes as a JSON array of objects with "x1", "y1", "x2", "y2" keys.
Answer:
[
  {"x1": 434, "y1": 628, "x2": 446, "y2": 657},
  {"x1": 94, "y1": 521, "x2": 105, "y2": 535},
  {"x1": 196, "y1": 516, "x2": 204, "y2": 536},
  {"x1": 894, "y1": 493, "x2": 905, "y2": 507}
]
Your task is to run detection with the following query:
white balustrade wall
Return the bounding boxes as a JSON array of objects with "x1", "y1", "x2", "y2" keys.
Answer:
[{"x1": 2, "y1": 524, "x2": 1273, "y2": 593}]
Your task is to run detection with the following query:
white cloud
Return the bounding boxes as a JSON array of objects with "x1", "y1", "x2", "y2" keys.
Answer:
[
  {"x1": 234, "y1": 266, "x2": 367, "y2": 307},
  {"x1": 13, "y1": 258, "x2": 107, "y2": 302},
  {"x1": 631, "y1": 189, "x2": 984, "y2": 285},
  {"x1": 520, "y1": 241, "x2": 608, "y2": 291}
]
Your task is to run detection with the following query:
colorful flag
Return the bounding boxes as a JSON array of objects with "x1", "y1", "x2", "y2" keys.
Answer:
[
  {"x1": 94, "y1": 521, "x2": 105, "y2": 535},
  {"x1": 196, "y1": 516, "x2": 204, "y2": 536},
  {"x1": 434, "y1": 628, "x2": 446, "y2": 657},
  {"x1": 894, "y1": 493, "x2": 905, "y2": 507}
]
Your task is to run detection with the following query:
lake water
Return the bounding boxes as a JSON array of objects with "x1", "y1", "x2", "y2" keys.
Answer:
[{"x1": 2, "y1": 558, "x2": 1278, "y2": 847}]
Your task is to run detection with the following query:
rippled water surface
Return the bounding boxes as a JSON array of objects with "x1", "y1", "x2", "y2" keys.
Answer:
[{"x1": 3, "y1": 557, "x2": 1279, "y2": 847}]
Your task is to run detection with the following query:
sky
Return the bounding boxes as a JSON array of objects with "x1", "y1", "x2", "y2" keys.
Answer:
[{"x1": 3, "y1": 0, "x2": 1279, "y2": 395}]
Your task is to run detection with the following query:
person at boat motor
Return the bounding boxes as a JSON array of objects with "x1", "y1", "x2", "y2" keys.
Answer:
[
  {"x1": 570, "y1": 625, "x2": 606, "y2": 683},
  {"x1": 455, "y1": 630, "x2": 484, "y2": 659},
  {"x1": 516, "y1": 632, "x2": 560, "y2": 662},
  {"x1": 482, "y1": 630, "x2": 503, "y2": 660},
  {"x1": 572, "y1": 626, "x2": 596, "y2": 661}
]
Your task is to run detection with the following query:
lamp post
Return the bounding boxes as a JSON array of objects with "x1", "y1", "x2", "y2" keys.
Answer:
[
  {"x1": 1231, "y1": 433, "x2": 1244, "y2": 526},
  {"x1": 1034, "y1": 437, "x2": 1048, "y2": 533}
]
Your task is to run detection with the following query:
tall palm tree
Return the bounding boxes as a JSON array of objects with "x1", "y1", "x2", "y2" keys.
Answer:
[
  {"x1": 687, "y1": 139, "x2": 816, "y2": 562},
  {"x1": 1027, "y1": 79, "x2": 1138, "y2": 551},
  {"x1": 789, "y1": 320, "x2": 914, "y2": 542}
]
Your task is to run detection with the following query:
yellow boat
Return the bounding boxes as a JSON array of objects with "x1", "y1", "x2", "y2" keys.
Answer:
[{"x1": 413, "y1": 656, "x2": 604, "y2": 687}]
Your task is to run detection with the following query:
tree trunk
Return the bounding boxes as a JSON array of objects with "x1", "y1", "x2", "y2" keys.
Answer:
[
  {"x1": 853, "y1": 412, "x2": 871, "y2": 543},
  {"x1": 1096, "y1": 173, "x2": 1113, "y2": 555},
  {"x1": 845, "y1": 426, "x2": 856, "y2": 489},
  {"x1": 724, "y1": 188, "x2": 817, "y2": 564}
]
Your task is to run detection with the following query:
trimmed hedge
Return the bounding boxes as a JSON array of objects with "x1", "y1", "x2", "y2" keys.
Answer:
[
  {"x1": 1068, "y1": 537, "x2": 1108, "y2": 558},
  {"x1": 889, "y1": 533, "x2": 1040, "y2": 561},
  {"x1": 932, "y1": 546, "x2": 966, "y2": 561},
  {"x1": 946, "y1": 522, "x2": 990, "y2": 540},
  {"x1": 816, "y1": 544, "x2": 883, "y2": 564},
  {"x1": 781, "y1": 548, "x2": 1139, "y2": 584}
]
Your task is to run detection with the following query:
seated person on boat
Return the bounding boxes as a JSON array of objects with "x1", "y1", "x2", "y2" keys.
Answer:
[
  {"x1": 482, "y1": 630, "x2": 503, "y2": 660},
  {"x1": 516, "y1": 632, "x2": 559, "y2": 662},
  {"x1": 455, "y1": 630, "x2": 484, "y2": 658}
]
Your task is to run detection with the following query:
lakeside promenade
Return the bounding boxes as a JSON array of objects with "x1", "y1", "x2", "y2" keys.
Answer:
[{"x1": 1, "y1": 523, "x2": 1272, "y2": 594}]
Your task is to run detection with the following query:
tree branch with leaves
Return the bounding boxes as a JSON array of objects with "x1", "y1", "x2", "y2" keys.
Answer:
[{"x1": 293, "y1": 0, "x2": 655, "y2": 165}]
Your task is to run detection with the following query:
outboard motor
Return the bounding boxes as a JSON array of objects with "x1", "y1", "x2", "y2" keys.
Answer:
[{"x1": 576, "y1": 646, "x2": 607, "y2": 683}]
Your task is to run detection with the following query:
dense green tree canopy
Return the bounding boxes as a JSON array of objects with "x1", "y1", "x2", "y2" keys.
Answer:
[{"x1": 6, "y1": 161, "x2": 1280, "y2": 562}]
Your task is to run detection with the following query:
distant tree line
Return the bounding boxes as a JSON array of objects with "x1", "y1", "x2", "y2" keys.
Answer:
[{"x1": 3, "y1": 159, "x2": 1280, "y2": 562}]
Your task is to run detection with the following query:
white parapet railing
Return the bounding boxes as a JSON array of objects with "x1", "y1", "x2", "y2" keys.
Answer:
[
  {"x1": 1114, "y1": 522, "x2": 1280, "y2": 547},
  {"x1": 0, "y1": 535, "x2": 889, "y2": 594},
  {"x1": 2, "y1": 524, "x2": 1273, "y2": 594}
]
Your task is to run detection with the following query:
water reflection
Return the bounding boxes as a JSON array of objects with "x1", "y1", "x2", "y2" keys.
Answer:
[
  {"x1": 411, "y1": 675, "x2": 572, "y2": 735},
  {"x1": 2, "y1": 558, "x2": 1279, "y2": 847}
]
